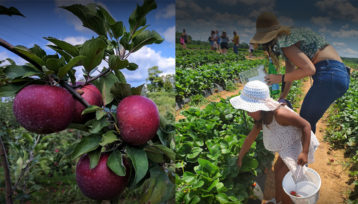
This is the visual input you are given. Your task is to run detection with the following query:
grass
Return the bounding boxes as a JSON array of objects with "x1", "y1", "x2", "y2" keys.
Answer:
[{"x1": 147, "y1": 91, "x2": 176, "y2": 121}]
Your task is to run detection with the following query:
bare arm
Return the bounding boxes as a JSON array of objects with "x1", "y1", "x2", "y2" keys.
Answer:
[
  {"x1": 282, "y1": 44, "x2": 316, "y2": 82},
  {"x1": 275, "y1": 107, "x2": 311, "y2": 165},
  {"x1": 265, "y1": 44, "x2": 316, "y2": 85},
  {"x1": 279, "y1": 58, "x2": 295, "y2": 99},
  {"x1": 237, "y1": 124, "x2": 262, "y2": 167}
]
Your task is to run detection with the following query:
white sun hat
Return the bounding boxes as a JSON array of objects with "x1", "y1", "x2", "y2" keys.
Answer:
[{"x1": 230, "y1": 80, "x2": 280, "y2": 112}]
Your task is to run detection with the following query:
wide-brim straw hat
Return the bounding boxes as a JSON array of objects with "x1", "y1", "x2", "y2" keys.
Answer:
[
  {"x1": 230, "y1": 80, "x2": 280, "y2": 112},
  {"x1": 250, "y1": 12, "x2": 289, "y2": 44}
]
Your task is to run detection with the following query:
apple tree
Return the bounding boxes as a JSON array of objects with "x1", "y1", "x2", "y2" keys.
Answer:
[{"x1": 0, "y1": 0, "x2": 175, "y2": 203}]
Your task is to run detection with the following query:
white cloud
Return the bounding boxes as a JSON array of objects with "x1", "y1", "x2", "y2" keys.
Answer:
[
  {"x1": 155, "y1": 3, "x2": 175, "y2": 19},
  {"x1": 0, "y1": 52, "x2": 27, "y2": 65},
  {"x1": 338, "y1": 47, "x2": 358, "y2": 58},
  {"x1": 331, "y1": 29, "x2": 358, "y2": 38},
  {"x1": 63, "y1": 36, "x2": 88, "y2": 45},
  {"x1": 311, "y1": 16, "x2": 331, "y2": 26},
  {"x1": 315, "y1": 0, "x2": 358, "y2": 23},
  {"x1": 332, "y1": 42, "x2": 346, "y2": 48},
  {"x1": 278, "y1": 16, "x2": 294, "y2": 26},
  {"x1": 124, "y1": 46, "x2": 174, "y2": 84},
  {"x1": 162, "y1": 26, "x2": 175, "y2": 43}
]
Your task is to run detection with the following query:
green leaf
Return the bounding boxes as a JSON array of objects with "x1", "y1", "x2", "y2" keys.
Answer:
[
  {"x1": 0, "y1": 82, "x2": 30, "y2": 97},
  {"x1": 47, "y1": 45, "x2": 71, "y2": 62},
  {"x1": 114, "y1": 70, "x2": 127, "y2": 83},
  {"x1": 128, "y1": 0, "x2": 157, "y2": 33},
  {"x1": 88, "y1": 118, "x2": 111, "y2": 134},
  {"x1": 110, "y1": 21, "x2": 124, "y2": 39},
  {"x1": 239, "y1": 156, "x2": 258, "y2": 173},
  {"x1": 44, "y1": 37, "x2": 80, "y2": 56},
  {"x1": 132, "y1": 25, "x2": 149, "y2": 39},
  {"x1": 131, "y1": 84, "x2": 143, "y2": 95},
  {"x1": 97, "y1": 5, "x2": 115, "y2": 25},
  {"x1": 187, "y1": 147, "x2": 202, "y2": 159},
  {"x1": 88, "y1": 148, "x2": 101, "y2": 169},
  {"x1": 14, "y1": 46, "x2": 44, "y2": 68},
  {"x1": 131, "y1": 30, "x2": 163, "y2": 52},
  {"x1": 82, "y1": 105, "x2": 102, "y2": 115},
  {"x1": 108, "y1": 55, "x2": 128, "y2": 70},
  {"x1": 79, "y1": 37, "x2": 107, "y2": 72},
  {"x1": 61, "y1": 4, "x2": 107, "y2": 36},
  {"x1": 96, "y1": 109, "x2": 107, "y2": 120},
  {"x1": 4, "y1": 65, "x2": 41, "y2": 79},
  {"x1": 29, "y1": 44, "x2": 46, "y2": 59},
  {"x1": 142, "y1": 166, "x2": 175, "y2": 204},
  {"x1": 126, "y1": 146, "x2": 148, "y2": 184},
  {"x1": 127, "y1": 63, "x2": 138, "y2": 71},
  {"x1": 144, "y1": 144, "x2": 175, "y2": 161},
  {"x1": 119, "y1": 32, "x2": 131, "y2": 50},
  {"x1": 46, "y1": 57, "x2": 65, "y2": 72},
  {"x1": 0, "y1": 5, "x2": 25, "y2": 17},
  {"x1": 96, "y1": 72, "x2": 119, "y2": 105},
  {"x1": 216, "y1": 193, "x2": 230, "y2": 203},
  {"x1": 107, "y1": 151, "x2": 126, "y2": 176},
  {"x1": 110, "y1": 82, "x2": 132, "y2": 102},
  {"x1": 146, "y1": 151, "x2": 164, "y2": 163},
  {"x1": 99, "y1": 131, "x2": 118, "y2": 146},
  {"x1": 57, "y1": 55, "x2": 85, "y2": 78},
  {"x1": 71, "y1": 135, "x2": 101, "y2": 160}
]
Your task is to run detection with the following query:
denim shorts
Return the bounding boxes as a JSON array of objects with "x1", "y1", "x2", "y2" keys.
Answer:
[{"x1": 299, "y1": 60, "x2": 350, "y2": 133}]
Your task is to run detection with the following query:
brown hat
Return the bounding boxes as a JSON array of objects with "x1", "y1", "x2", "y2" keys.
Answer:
[{"x1": 250, "y1": 12, "x2": 288, "y2": 44}]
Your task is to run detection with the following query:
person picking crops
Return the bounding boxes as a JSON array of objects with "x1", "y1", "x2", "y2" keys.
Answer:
[
  {"x1": 231, "y1": 80, "x2": 319, "y2": 204},
  {"x1": 250, "y1": 12, "x2": 350, "y2": 133}
]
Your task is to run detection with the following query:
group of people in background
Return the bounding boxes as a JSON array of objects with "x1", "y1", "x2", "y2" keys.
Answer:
[{"x1": 208, "y1": 30, "x2": 240, "y2": 54}]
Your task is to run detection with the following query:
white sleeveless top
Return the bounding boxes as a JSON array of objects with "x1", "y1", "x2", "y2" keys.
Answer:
[
  {"x1": 262, "y1": 106, "x2": 320, "y2": 181},
  {"x1": 262, "y1": 106, "x2": 316, "y2": 153}
]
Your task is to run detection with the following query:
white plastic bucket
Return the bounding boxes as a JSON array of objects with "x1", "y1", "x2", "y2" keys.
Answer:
[{"x1": 282, "y1": 168, "x2": 321, "y2": 204}]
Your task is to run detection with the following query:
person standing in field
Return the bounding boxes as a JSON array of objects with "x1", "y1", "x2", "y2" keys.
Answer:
[
  {"x1": 220, "y1": 31, "x2": 229, "y2": 54},
  {"x1": 209, "y1": 30, "x2": 216, "y2": 50},
  {"x1": 180, "y1": 29, "x2": 188, "y2": 49},
  {"x1": 250, "y1": 12, "x2": 350, "y2": 133},
  {"x1": 248, "y1": 43, "x2": 254, "y2": 58},
  {"x1": 215, "y1": 30, "x2": 221, "y2": 53},
  {"x1": 232, "y1": 31, "x2": 240, "y2": 54}
]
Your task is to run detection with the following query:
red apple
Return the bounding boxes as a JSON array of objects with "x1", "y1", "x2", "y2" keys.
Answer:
[
  {"x1": 76, "y1": 153, "x2": 130, "y2": 200},
  {"x1": 13, "y1": 84, "x2": 75, "y2": 134},
  {"x1": 73, "y1": 84, "x2": 103, "y2": 123},
  {"x1": 116, "y1": 95, "x2": 160, "y2": 146}
]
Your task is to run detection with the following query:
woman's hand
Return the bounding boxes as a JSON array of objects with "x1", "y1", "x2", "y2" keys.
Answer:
[
  {"x1": 297, "y1": 151, "x2": 308, "y2": 166},
  {"x1": 265, "y1": 74, "x2": 282, "y2": 85}
]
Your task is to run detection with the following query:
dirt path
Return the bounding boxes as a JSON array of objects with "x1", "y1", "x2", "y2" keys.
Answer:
[{"x1": 263, "y1": 78, "x2": 354, "y2": 203}]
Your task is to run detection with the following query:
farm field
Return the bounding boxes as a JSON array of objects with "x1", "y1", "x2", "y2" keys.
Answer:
[{"x1": 175, "y1": 45, "x2": 357, "y2": 203}]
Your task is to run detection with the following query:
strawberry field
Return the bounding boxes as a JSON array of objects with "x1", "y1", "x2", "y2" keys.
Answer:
[
  {"x1": 175, "y1": 45, "x2": 305, "y2": 203},
  {"x1": 175, "y1": 43, "x2": 357, "y2": 203},
  {"x1": 325, "y1": 68, "x2": 358, "y2": 201}
]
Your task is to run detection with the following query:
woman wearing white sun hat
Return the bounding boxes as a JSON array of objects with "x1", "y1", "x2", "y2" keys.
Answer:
[{"x1": 231, "y1": 80, "x2": 319, "y2": 204}]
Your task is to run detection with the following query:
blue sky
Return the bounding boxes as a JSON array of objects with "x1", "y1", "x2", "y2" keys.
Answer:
[
  {"x1": 177, "y1": 0, "x2": 358, "y2": 58},
  {"x1": 0, "y1": 0, "x2": 175, "y2": 86}
]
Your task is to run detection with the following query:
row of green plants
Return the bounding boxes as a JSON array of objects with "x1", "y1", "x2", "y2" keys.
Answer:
[
  {"x1": 176, "y1": 48, "x2": 246, "y2": 68},
  {"x1": 175, "y1": 60, "x2": 265, "y2": 102},
  {"x1": 175, "y1": 99, "x2": 273, "y2": 203},
  {"x1": 325, "y1": 70, "x2": 358, "y2": 202}
]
